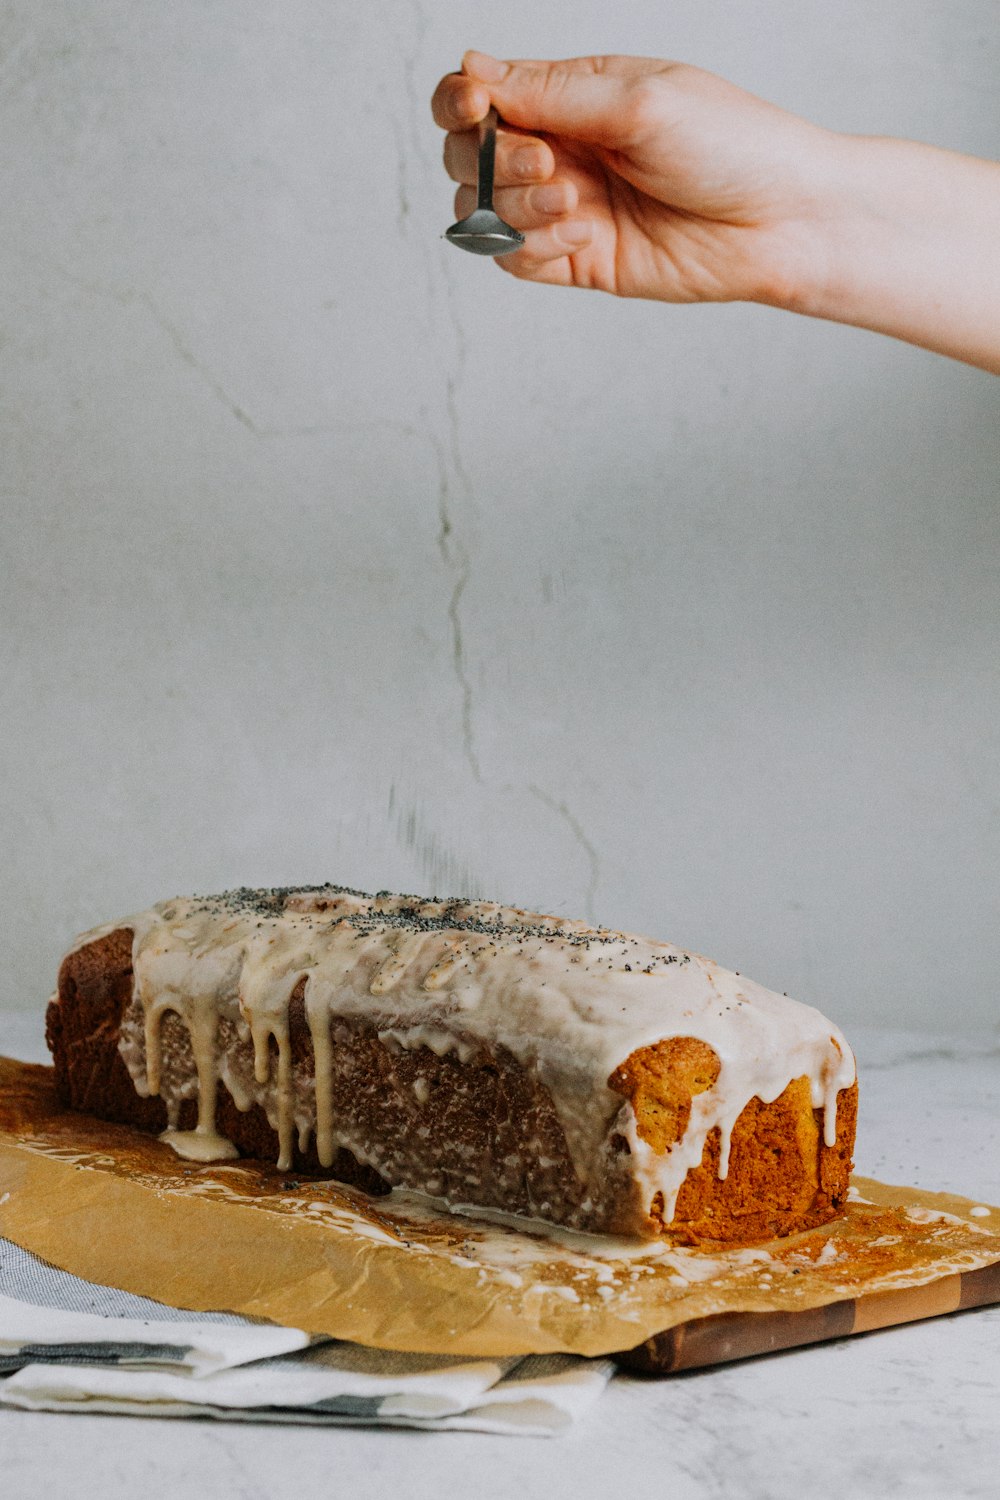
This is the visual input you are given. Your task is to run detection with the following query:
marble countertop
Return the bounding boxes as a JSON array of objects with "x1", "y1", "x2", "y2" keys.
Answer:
[{"x1": 2, "y1": 1013, "x2": 998, "y2": 1500}]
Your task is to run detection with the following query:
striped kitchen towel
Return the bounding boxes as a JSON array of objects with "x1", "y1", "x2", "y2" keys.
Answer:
[{"x1": 0, "y1": 1237, "x2": 612, "y2": 1435}]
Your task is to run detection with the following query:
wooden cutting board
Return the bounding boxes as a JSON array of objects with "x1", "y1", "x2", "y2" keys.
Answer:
[{"x1": 616, "y1": 1255, "x2": 1000, "y2": 1372}]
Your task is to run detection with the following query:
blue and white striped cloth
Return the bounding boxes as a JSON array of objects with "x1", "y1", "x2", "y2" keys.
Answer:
[{"x1": 0, "y1": 1237, "x2": 612, "y2": 1434}]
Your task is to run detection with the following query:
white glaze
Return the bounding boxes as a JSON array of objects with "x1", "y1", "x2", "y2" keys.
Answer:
[{"x1": 83, "y1": 885, "x2": 856, "y2": 1226}]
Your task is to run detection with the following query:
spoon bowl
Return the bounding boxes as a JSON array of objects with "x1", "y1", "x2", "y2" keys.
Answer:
[
  {"x1": 445, "y1": 108, "x2": 525, "y2": 258},
  {"x1": 446, "y1": 207, "x2": 525, "y2": 256}
]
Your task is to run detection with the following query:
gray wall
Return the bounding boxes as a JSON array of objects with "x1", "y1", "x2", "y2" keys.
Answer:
[{"x1": 2, "y1": 1, "x2": 998, "y2": 1034}]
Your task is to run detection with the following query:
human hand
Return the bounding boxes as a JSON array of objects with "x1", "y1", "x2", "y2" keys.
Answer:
[
  {"x1": 432, "y1": 51, "x2": 844, "y2": 307},
  {"x1": 431, "y1": 52, "x2": 1000, "y2": 373}
]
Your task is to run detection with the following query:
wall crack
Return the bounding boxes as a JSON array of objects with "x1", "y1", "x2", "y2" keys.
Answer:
[{"x1": 527, "y1": 784, "x2": 601, "y2": 923}]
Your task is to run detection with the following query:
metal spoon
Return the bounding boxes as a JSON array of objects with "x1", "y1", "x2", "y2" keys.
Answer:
[{"x1": 445, "y1": 107, "x2": 525, "y2": 257}]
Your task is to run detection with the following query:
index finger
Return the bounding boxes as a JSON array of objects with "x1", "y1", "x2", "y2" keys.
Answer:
[{"x1": 431, "y1": 71, "x2": 491, "y2": 131}]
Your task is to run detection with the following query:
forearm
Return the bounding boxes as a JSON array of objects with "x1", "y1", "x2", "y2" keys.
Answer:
[{"x1": 785, "y1": 133, "x2": 1000, "y2": 374}]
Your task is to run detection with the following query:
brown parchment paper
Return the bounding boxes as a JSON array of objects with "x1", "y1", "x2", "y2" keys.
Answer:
[{"x1": 2, "y1": 1058, "x2": 999, "y2": 1359}]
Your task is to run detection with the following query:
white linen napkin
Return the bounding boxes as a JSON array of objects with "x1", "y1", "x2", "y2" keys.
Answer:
[{"x1": 0, "y1": 1237, "x2": 612, "y2": 1435}]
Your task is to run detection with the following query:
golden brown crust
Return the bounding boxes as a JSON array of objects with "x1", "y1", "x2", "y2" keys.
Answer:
[
  {"x1": 608, "y1": 1037, "x2": 722, "y2": 1153},
  {"x1": 608, "y1": 1037, "x2": 857, "y2": 1242}
]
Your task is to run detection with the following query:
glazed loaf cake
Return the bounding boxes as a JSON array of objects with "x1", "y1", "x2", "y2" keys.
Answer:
[{"x1": 46, "y1": 885, "x2": 858, "y2": 1242}]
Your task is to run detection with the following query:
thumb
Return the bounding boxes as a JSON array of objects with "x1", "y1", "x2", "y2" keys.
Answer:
[{"x1": 462, "y1": 51, "x2": 650, "y2": 145}]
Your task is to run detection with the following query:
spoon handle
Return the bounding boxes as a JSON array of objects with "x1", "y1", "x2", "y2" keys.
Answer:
[{"x1": 477, "y1": 106, "x2": 499, "y2": 211}]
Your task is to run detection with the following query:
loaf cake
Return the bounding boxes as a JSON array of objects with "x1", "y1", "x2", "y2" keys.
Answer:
[{"x1": 46, "y1": 885, "x2": 857, "y2": 1242}]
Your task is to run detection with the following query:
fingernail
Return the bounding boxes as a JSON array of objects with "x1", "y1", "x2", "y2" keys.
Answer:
[
  {"x1": 513, "y1": 147, "x2": 544, "y2": 179},
  {"x1": 463, "y1": 50, "x2": 508, "y2": 84},
  {"x1": 557, "y1": 220, "x2": 592, "y2": 247},
  {"x1": 533, "y1": 184, "x2": 567, "y2": 214}
]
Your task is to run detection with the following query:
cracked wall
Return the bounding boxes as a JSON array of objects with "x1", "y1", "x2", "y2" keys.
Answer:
[{"x1": 2, "y1": 0, "x2": 999, "y2": 1034}]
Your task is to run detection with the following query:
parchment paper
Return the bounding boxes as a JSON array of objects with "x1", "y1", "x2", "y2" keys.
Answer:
[{"x1": 2, "y1": 1058, "x2": 998, "y2": 1359}]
